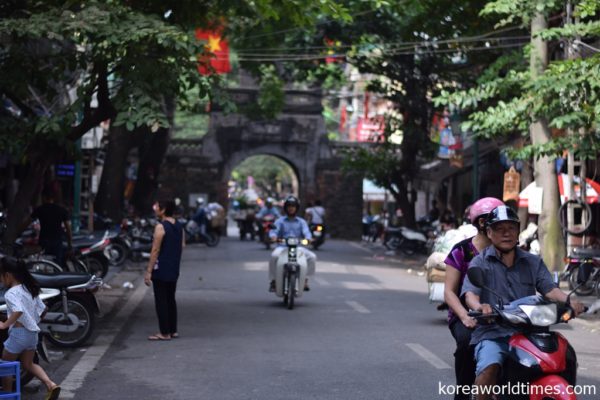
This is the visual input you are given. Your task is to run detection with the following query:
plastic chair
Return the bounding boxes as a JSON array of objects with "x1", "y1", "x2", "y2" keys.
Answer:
[{"x1": 0, "y1": 361, "x2": 20, "y2": 399}]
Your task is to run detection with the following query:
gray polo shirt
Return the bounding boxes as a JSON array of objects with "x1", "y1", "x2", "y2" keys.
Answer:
[{"x1": 461, "y1": 245, "x2": 557, "y2": 345}]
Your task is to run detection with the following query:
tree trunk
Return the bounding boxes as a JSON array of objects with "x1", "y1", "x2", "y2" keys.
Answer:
[
  {"x1": 530, "y1": 13, "x2": 564, "y2": 271},
  {"x1": 2, "y1": 157, "x2": 52, "y2": 244},
  {"x1": 130, "y1": 98, "x2": 175, "y2": 215},
  {"x1": 95, "y1": 125, "x2": 140, "y2": 220},
  {"x1": 394, "y1": 189, "x2": 415, "y2": 228}
]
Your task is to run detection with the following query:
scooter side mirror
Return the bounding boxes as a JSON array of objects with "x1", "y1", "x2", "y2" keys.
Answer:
[{"x1": 467, "y1": 267, "x2": 486, "y2": 288}]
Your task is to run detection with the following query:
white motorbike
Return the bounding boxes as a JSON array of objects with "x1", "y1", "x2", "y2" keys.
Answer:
[{"x1": 274, "y1": 238, "x2": 309, "y2": 310}]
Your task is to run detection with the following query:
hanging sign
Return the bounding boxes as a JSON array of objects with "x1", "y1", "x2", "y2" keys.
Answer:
[{"x1": 503, "y1": 166, "x2": 521, "y2": 202}]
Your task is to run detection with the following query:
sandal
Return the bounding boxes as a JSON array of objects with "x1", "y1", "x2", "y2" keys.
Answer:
[
  {"x1": 148, "y1": 334, "x2": 171, "y2": 341},
  {"x1": 45, "y1": 385, "x2": 61, "y2": 400},
  {"x1": 171, "y1": 333, "x2": 179, "y2": 339}
]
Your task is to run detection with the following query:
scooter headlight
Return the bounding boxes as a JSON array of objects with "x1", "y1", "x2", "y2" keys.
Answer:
[
  {"x1": 520, "y1": 304, "x2": 557, "y2": 326},
  {"x1": 500, "y1": 311, "x2": 527, "y2": 325}
]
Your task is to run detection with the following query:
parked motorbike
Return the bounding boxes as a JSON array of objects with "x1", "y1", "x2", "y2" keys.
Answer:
[
  {"x1": 120, "y1": 217, "x2": 154, "y2": 262},
  {"x1": 273, "y1": 238, "x2": 309, "y2": 310},
  {"x1": 562, "y1": 247, "x2": 600, "y2": 296},
  {"x1": 0, "y1": 287, "x2": 59, "y2": 387},
  {"x1": 310, "y1": 223, "x2": 325, "y2": 250},
  {"x1": 70, "y1": 232, "x2": 111, "y2": 278},
  {"x1": 32, "y1": 272, "x2": 102, "y2": 348},
  {"x1": 384, "y1": 226, "x2": 428, "y2": 255},
  {"x1": 362, "y1": 214, "x2": 383, "y2": 242},
  {"x1": 467, "y1": 267, "x2": 581, "y2": 400}
]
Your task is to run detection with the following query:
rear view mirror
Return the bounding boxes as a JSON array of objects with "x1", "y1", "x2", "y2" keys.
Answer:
[{"x1": 467, "y1": 267, "x2": 486, "y2": 288}]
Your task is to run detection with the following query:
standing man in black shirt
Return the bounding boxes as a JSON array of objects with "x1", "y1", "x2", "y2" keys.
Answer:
[{"x1": 30, "y1": 189, "x2": 73, "y2": 267}]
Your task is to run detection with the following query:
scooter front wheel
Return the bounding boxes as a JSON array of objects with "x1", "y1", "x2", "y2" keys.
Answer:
[
  {"x1": 287, "y1": 273, "x2": 296, "y2": 310},
  {"x1": 44, "y1": 298, "x2": 95, "y2": 348},
  {"x1": 206, "y1": 233, "x2": 220, "y2": 247}
]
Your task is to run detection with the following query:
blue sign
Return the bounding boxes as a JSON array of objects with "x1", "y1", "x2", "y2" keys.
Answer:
[{"x1": 56, "y1": 164, "x2": 75, "y2": 177}]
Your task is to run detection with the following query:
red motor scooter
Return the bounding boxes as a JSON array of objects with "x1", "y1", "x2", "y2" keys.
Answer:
[
  {"x1": 260, "y1": 215, "x2": 276, "y2": 250},
  {"x1": 467, "y1": 267, "x2": 582, "y2": 400}
]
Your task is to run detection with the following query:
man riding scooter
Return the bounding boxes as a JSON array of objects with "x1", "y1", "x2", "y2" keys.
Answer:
[
  {"x1": 189, "y1": 198, "x2": 211, "y2": 243},
  {"x1": 268, "y1": 196, "x2": 316, "y2": 292},
  {"x1": 256, "y1": 198, "x2": 281, "y2": 242},
  {"x1": 462, "y1": 205, "x2": 585, "y2": 400}
]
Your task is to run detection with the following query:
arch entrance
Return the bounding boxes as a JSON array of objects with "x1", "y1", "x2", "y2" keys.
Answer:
[
  {"x1": 228, "y1": 154, "x2": 299, "y2": 203},
  {"x1": 161, "y1": 88, "x2": 363, "y2": 239}
]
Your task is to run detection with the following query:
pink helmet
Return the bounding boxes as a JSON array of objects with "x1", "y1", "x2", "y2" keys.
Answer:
[{"x1": 469, "y1": 197, "x2": 504, "y2": 224}]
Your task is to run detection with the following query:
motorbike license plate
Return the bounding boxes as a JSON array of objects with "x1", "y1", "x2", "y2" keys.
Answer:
[{"x1": 313, "y1": 231, "x2": 322, "y2": 237}]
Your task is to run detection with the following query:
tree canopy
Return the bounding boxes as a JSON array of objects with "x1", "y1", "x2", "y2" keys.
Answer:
[{"x1": 436, "y1": 0, "x2": 600, "y2": 161}]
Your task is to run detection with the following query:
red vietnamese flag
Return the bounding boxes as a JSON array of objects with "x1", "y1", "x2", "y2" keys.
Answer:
[{"x1": 195, "y1": 28, "x2": 231, "y2": 75}]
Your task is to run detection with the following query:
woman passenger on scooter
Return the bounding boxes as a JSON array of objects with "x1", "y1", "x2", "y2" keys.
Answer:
[{"x1": 444, "y1": 197, "x2": 504, "y2": 400}]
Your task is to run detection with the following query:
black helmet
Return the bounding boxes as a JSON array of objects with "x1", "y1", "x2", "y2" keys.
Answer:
[
  {"x1": 485, "y1": 205, "x2": 520, "y2": 227},
  {"x1": 283, "y1": 196, "x2": 300, "y2": 213}
]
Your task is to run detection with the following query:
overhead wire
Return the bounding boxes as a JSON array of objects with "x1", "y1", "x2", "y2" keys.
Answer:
[
  {"x1": 235, "y1": 34, "x2": 530, "y2": 54},
  {"x1": 205, "y1": 40, "x2": 529, "y2": 62},
  {"x1": 233, "y1": 36, "x2": 530, "y2": 59}
]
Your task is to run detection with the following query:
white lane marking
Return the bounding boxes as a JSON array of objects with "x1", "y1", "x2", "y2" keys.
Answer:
[
  {"x1": 348, "y1": 241, "x2": 373, "y2": 254},
  {"x1": 406, "y1": 343, "x2": 452, "y2": 369},
  {"x1": 346, "y1": 300, "x2": 371, "y2": 314},
  {"x1": 59, "y1": 282, "x2": 149, "y2": 398},
  {"x1": 313, "y1": 276, "x2": 330, "y2": 286}
]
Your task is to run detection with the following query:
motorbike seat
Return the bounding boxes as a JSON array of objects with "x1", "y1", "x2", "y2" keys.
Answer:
[
  {"x1": 31, "y1": 273, "x2": 92, "y2": 288},
  {"x1": 570, "y1": 247, "x2": 600, "y2": 259}
]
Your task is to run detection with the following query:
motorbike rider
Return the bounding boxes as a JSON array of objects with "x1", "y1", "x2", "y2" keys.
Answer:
[
  {"x1": 268, "y1": 195, "x2": 316, "y2": 292},
  {"x1": 257, "y1": 198, "x2": 281, "y2": 219},
  {"x1": 256, "y1": 198, "x2": 281, "y2": 240},
  {"x1": 462, "y1": 205, "x2": 585, "y2": 400},
  {"x1": 305, "y1": 200, "x2": 325, "y2": 226},
  {"x1": 191, "y1": 198, "x2": 211, "y2": 242},
  {"x1": 443, "y1": 197, "x2": 503, "y2": 400}
]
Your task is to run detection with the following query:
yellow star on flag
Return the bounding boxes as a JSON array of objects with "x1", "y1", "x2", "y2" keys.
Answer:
[{"x1": 207, "y1": 35, "x2": 222, "y2": 52}]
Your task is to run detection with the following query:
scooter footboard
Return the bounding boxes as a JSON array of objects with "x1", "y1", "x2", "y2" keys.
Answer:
[
  {"x1": 275, "y1": 261, "x2": 308, "y2": 297},
  {"x1": 295, "y1": 263, "x2": 308, "y2": 298},
  {"x1": 529, "y1": 375, "x2": 576, "y2": 400}
]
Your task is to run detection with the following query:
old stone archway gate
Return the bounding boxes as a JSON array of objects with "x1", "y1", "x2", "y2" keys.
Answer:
[{"x1": 160, "y1": 88, "x2": 363, "y2": 239}]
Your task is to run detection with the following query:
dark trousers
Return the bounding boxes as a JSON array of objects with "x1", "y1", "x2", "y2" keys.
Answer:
[
  {"x1": 449, "y1": 319, "x2": 475, "y2": 400},
  {"x1": 40, "y1": 239, "x2": 65, "y2": 268},
  {"x1": 152, "y1": 279, "x2": 178, "y2": 335}
]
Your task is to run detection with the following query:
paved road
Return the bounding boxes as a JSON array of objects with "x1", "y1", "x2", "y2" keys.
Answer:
[{"x1": 25, "y1": 237, "x2": 600, "y2": 399}]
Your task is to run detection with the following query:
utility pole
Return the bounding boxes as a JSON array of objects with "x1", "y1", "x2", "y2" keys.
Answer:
[
  {"x1": 472, "y1": 137, "x2": 479, "y2": 203},
  {"x1": 565, "y1": 0, "x2": 589, "y2": 255},
  {"x1": 73, "y1": 139, "x2": 81, "y2": 234}
]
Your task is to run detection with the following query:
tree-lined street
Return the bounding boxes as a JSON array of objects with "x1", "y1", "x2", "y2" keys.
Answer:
[{"x1": 22, "y1": 238, "x2": 600, "y2": 399}]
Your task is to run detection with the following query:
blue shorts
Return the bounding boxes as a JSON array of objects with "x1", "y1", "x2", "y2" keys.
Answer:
[
  {"x1": 474, "y1": 337, "x2": 511, "y2": 376},
  {"x1": 3, "y1": 328, "x2": 38, "y2": 355}
]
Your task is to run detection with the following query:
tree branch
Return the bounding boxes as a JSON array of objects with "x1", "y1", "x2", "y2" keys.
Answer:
[{"x1": 67, "y1": 63, "x2": 115, "y2": 141}]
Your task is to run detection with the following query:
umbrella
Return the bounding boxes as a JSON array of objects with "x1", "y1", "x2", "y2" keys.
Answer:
[{"x1": 519, "y1": 174, "x2": 600, "y2": 208}]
